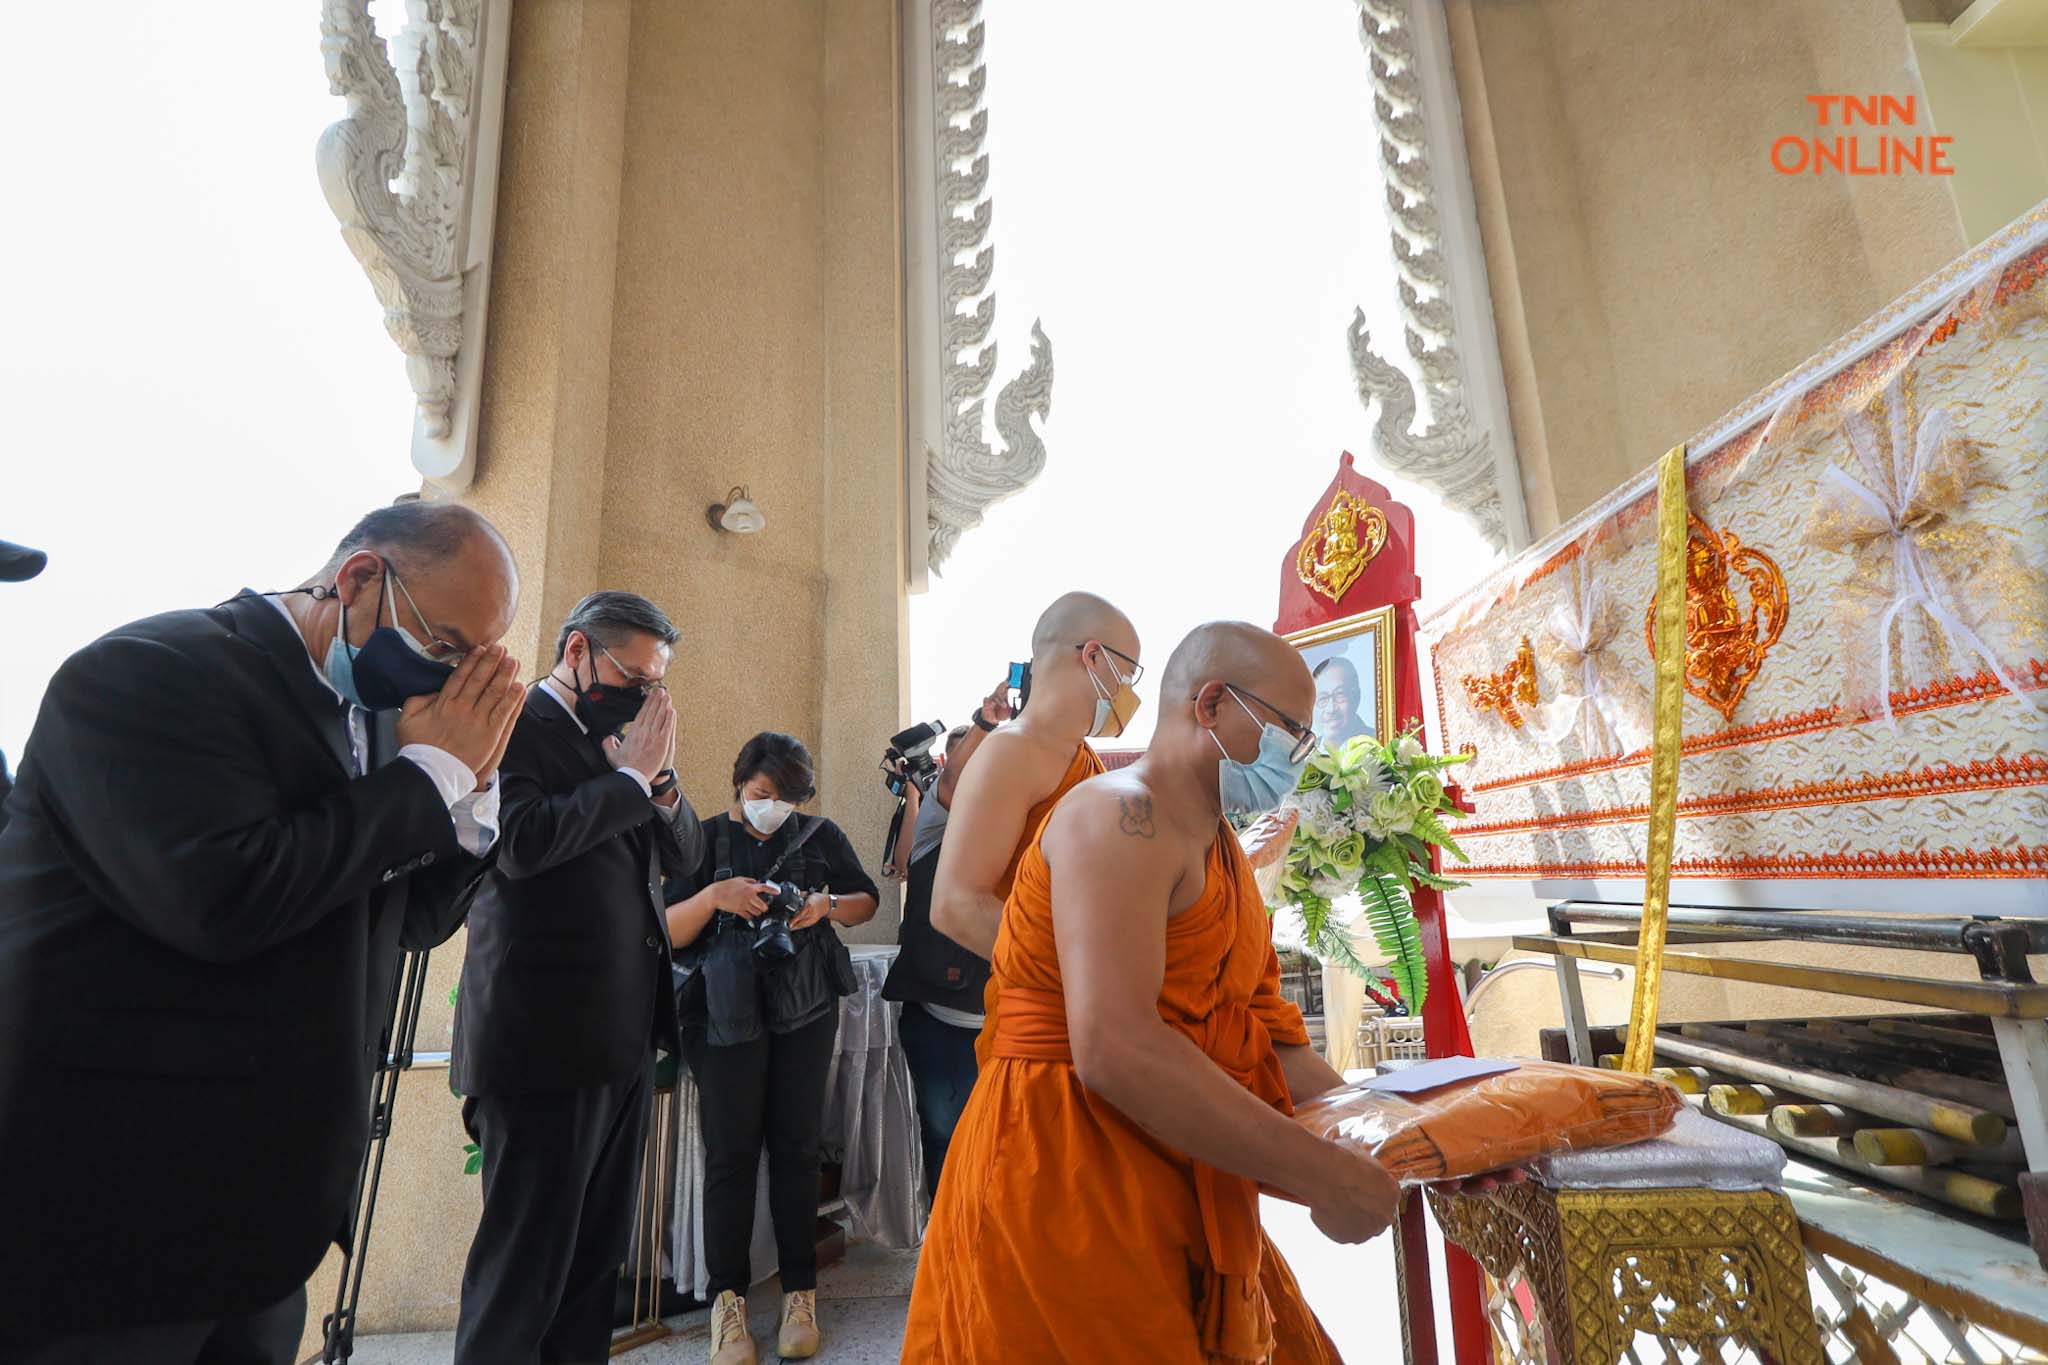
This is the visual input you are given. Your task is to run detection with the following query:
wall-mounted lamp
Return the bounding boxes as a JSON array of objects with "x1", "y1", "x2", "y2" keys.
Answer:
[{"x1": 706, "y1": 486, "x2": 766, "y2": 535}]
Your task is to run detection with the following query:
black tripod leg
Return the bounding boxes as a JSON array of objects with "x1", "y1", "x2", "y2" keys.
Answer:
[{"x1": 322, "y1": 948, "x2": 432, "y2": 1362}]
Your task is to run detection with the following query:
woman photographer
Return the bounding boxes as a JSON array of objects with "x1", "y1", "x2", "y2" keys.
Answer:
[{"x1": 666, "y1": 732, "x2": 878, "y2": 1365}]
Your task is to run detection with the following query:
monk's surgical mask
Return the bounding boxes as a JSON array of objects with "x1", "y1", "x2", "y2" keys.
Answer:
[
  {"x1": 1083, "y1": 644, "x2": 1143, "y2": 739},
  {"x1": 1210, "y1": 687, "x2": 1311, "y2": 817}
]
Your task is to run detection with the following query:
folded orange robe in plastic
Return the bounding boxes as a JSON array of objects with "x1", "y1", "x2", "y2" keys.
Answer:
[{"x1": 904, "y1": 823, "x2": 1340, "y2": 1364}]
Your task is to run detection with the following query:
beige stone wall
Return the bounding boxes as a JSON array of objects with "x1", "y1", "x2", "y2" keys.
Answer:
[
  {"x1": 1446, "y1": 0, "x2": 1968, "y2": 536},
  {"x1": 303, "y1": 0, "x2": 907, "y2": 1349}
]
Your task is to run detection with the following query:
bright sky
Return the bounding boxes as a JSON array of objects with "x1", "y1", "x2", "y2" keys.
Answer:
[
  {"x1": 0, "y1": 0, "x2": 1499, "y2": 771},
  {"x1": 0, "y1": 2, "x2": 419, "y2": 759},
  {"x1": 908, "y1": 0, "x2": 1498, "y2": 740}
]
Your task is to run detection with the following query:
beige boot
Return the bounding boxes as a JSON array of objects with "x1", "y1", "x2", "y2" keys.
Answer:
[
  {"x1": 777, "y1": 1289, "x2": 820, "y2": 1359},
  {"x1": 709, "y1": 1290, "x2": 756, "y2": 1365}
]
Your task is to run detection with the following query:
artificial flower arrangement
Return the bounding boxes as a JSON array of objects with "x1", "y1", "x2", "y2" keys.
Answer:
[{"x1": 1268, "y1": 728, "x2": 1471, "y2": 1010}]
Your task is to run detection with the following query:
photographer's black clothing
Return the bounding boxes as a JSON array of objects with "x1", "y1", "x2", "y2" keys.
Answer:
[
  {"x1": 0, "y1": 594, "x2": 482, "y2": 1343},
  {"x1": 882, "y1": 814, "x2": 988, "y2": 1196},
  {"x1": 681, "y1": 1010, "x2": 838, "y2": 1297},
  {"x1": 451, "y1": 686, "x2": 704, "y2": 1365},
  {"x1": 669, "y1": 813, "x2": 877, "y2": 1048},
  {"x1": 671, "y1": 811, "x2": 875, "y2": 1298},
  {"x1": 881, "y1": 835, "x2": 989, "y2": 1019}
]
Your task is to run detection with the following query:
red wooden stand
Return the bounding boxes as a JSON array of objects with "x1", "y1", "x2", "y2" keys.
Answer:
[{"x1": 1274, "y1": 454, "x2": 1488, "y2": 1365}]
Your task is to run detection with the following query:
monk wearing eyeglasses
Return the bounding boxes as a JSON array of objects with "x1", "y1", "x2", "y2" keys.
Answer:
[{"x1": 903, "y1": 621, "x2": 1399, "y2": 1364}]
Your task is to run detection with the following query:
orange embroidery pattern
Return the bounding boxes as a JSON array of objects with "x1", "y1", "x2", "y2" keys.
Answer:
[
  {"x1": 1461, "y1": 637, "x2": 1538, "y2": 729},
  {"x1": 1456, "y1": 756, "x2": 2048, "y2": 838},
  {"x1": 1460, "y1": 660, "x2": 2048, "y2": 796},
  {"x1": 1462, "y1": 846, "x2": 2048, "y2": 881},
  {"x1": 1646, "y1": 515, "x2": 1789, "y2": 721}
]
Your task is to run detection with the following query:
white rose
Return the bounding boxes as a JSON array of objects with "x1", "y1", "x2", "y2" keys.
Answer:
[{"x1": 1394, "y1": 734, "x2": 1427, "y2": 766}]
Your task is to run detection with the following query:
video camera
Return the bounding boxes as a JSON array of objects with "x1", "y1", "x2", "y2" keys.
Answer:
[
  {"x1": 881, "y1": 719, "x2": 946, "y2": 798},
  {"x1": 880, "y1": 719, "x2": 945, "y2": 869}
]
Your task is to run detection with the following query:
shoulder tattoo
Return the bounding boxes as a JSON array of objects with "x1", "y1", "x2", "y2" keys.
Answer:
[{"x1": 1116, "y1": 794, "x2": 1157, "y2": 839}]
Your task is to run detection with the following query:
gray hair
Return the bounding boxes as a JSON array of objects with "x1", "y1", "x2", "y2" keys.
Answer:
[{"x1": 555, "y1": 591, "x2": 680, "y2": 663}]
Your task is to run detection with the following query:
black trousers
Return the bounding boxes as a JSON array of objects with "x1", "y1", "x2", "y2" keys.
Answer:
[
  {"x1": 684, "y1": 1012, "x2": 838, "y2": 1297},
  {"x1": 453, "y1": 1061, "x2": 652, "y2": 1365},
  {"x1": 9, "y1": 1286, "x2": 304, "y2": 1365}
]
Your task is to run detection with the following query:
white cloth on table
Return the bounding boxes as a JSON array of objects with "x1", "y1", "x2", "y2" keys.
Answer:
[
  {"x1": 1532, "y1": 1106, "x2": 1786, "y2": 1192},
  {"x1": 668, "y1": 944, "x2": 927, "y2": 1297}
]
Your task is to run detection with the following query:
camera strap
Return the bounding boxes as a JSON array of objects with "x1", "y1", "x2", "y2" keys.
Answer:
[{"x1": 714, "y1": 814, "x2": 824, "y2": 885}]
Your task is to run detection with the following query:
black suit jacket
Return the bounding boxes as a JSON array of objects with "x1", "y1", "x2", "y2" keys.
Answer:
[
  {"x1": 0, "y1": 594, "x2": 485, "y2": 1339},
  {"x1": 450, "y1": 688, "x2": 703, "y2": 1098}
]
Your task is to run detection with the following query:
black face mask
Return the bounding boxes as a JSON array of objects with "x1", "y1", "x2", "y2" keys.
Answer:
[
  {"x1": 328, "y1": 569, "x2": 456, "y2": 711},
  {"x1": 569, "y1": 648, "x2": 647, "y2": 740}
]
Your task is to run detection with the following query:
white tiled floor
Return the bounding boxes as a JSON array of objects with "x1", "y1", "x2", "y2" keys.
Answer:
[{"x1": 347, "y1": 1200, "x2": 1421, "y2": 1363}]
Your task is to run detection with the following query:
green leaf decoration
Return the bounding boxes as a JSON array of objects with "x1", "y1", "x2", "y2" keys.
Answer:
[
  {"x1": 1407, "y1": 865, "x2": 1470, "y2": 893},
  {"x1": 448, "y1": 985, "x2": 460, "y2": 1008},
  {"x1": 1410, "y1": 809, "x2": 1468, "y2": 864},
  {"x1": 1361, "y1": 871, "x2": 1429, "y2": 1012},
  {"x1": 462, "y1": 1142, "x2": 483, "y2": 1176}
]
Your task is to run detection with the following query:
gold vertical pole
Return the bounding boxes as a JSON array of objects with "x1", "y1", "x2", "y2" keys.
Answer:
[{"x1": 1622, "y1": 445, "x2": 1689, "y2": 1075}]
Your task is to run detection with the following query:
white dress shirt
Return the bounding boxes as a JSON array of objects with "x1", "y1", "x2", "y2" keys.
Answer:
[{"x1": 262, "y1": 594, "x2": 499, "y2": 855}]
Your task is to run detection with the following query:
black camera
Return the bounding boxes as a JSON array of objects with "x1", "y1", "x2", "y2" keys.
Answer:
[
  {"x1": 752, "y1": 880, "x2": 806, "y2": 961},
  {"x1": 881, "y1": 719, "x2": 947, "y2": 797},
  {"x1": 879, "y1": 719, "x2": 946, "y2": 871}
]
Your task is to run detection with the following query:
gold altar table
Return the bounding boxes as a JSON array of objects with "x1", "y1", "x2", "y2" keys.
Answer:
[{"x1": 1426, "y1": 1180, "x2": 1820, "y2": 1364}]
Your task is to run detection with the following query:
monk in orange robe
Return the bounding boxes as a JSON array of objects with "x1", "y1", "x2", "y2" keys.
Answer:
[
  {"x1": 903, "y1": 622, "x2": 1400, "y2": 1363},
  {"x1": 930, "y1": 592, "x2": 1141, "y2": 1065}
]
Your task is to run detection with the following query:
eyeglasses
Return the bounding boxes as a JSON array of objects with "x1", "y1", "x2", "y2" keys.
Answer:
[
  {"x1": 385, "y1": 566, "x2": 469, "y2": 663},
  {"x1": 1223, "y1": 684, "x2": 1319, "y2": 764},
  {"x1": 596, "y1": 641, "x2": 666, "y2": 692},
  {"x1": 1079, "y1": 641, "x2": 1145, "y2": 687}
]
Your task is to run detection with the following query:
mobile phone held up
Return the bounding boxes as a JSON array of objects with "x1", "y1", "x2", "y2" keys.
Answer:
[{"x1": 1007, "y1": 660, "x2": 1032, "y2": 714}]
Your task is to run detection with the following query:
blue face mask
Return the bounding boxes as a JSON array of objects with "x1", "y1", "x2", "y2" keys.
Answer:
[
  {"x1": 322, "y1": 567, "x2": 456, "y2": 711},
  {"x1": 1210, "y1": 688, "x2": 1308, "y2": 817}
]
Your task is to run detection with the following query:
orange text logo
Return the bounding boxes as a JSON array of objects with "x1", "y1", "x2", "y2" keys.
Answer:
[{"x1": 1772, "y1": 96, "x2": 1954, "y2": 176}]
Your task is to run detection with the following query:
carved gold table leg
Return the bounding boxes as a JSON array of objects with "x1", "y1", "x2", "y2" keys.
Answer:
[{"x1": 1428, "y1": 1184, "x2": 1822, "y2": 1365}]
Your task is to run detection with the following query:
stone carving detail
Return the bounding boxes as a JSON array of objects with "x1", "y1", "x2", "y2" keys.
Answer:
[
  {"x1": 1347, "y1": 0, "x2": 1521, "y2": 552},
  {"x1": 317, "y1": 0, "x2": 495, "y2": 486},
  {"x1": 921, "y1": 0, "x2": 1055, "y2": 574}
]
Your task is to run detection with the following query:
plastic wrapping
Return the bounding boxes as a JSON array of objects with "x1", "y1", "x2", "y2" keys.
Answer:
[{"x1": 1293, "y1": 1060, "x2": 1683, "y2": 1184}]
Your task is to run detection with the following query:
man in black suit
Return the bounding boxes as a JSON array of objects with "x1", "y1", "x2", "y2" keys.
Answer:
[
  {"x1": 0, "y1": 537, "x2": 49, "y2": 837},
  {"x1": 0, "y1": 502, "x2": 525, "y2": 1363},
  {"x1": 452, "y1": 590, "x2": 704, "y2": 1365}
]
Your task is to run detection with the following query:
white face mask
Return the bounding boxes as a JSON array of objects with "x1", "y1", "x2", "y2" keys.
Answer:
[{"x1": 744, "y1": 797, "x2": 795, "y2": 834}]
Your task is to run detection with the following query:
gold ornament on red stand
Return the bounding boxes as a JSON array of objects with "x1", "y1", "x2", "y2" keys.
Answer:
[{"x1": 1296, "y1": 490, "x2": 1389, "y2": 603}]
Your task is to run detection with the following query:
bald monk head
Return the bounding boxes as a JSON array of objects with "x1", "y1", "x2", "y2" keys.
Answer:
[
  {"x1": 1145, "y1": 621, "x2": 1316, "y2": 819},
  {"x1": 1019, "y1": 591, "x2": 1143, "y2": 743},
  {"x1": 929, "y1": 591, "x2": 1140, "y2": 961}
]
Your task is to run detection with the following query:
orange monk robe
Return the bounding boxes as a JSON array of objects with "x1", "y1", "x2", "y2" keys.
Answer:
[
  {"x1": 971, "y1": 741, "x2": 1104, "y2": 1070},
  {"x1": 903, "y1": 823, "x2": 1342, "y2": 1364}
]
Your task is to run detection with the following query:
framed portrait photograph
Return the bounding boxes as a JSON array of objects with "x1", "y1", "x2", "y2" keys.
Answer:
[{"x1": 1285, "y1": 605, "x2": 1396, "y2": 754}]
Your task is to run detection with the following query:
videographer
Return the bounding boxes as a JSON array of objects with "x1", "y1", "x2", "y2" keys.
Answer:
[
  {"x1": 881, "y1": 680, "x2": 1010, "y2": 1196},
  {"x1": 664, "y1": 732, "x2": 878, "y2": 1365}
]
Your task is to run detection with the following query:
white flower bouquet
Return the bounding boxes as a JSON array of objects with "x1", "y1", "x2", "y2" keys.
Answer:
[{"x1": 1269, "y1": 728, "x2": 1471, "y2": 1010}]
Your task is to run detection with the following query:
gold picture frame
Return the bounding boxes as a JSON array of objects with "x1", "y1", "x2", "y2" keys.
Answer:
[{"x1": 1286, "y1": 606, "x2": 1397, "y2": 752}]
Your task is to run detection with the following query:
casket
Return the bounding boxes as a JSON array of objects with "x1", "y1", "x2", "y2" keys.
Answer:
[{"x1": 1424, "y1": 203, "x2": 2048, "y2": 914}]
